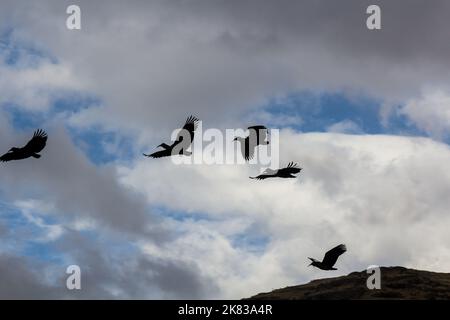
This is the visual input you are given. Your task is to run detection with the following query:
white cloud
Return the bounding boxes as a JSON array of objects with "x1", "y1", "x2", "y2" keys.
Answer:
[
  {"x1": 0, "y1": 58, "x2": 86, "y2": 111},
  {"x1": 122, "y1": 130, "x2": 450, "y2": 298},
  {"x1": 400, "y1": 90, "x2": 450, "y2": 138},
  {"x1": 14, "y1": 200, "x2": 64, "y2": 241},
  {"x1": 326, "y1": 120, "x2": 363, "y2": 134}
]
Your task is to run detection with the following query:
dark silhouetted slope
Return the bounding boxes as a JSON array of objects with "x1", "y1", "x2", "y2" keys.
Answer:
[{"x1": 247, "y1": 267, "x2": 450, "y2": 300}]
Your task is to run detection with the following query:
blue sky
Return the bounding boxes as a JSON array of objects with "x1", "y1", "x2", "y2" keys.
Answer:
[{"x1": 256, "y1": 92, "x2": 424, "y2": 137}]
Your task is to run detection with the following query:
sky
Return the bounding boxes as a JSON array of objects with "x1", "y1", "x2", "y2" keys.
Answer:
[{"x1": 1, "y1": 0, "x2": 450, "y2": 299}]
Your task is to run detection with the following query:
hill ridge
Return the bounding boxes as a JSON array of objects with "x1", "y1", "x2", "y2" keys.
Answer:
[{"x1": 247, "y1": 266, "x2": 450, "y2": 300}]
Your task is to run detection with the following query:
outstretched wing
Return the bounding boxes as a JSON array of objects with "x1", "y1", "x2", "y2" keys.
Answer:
[
  {"x1": 248, "y1": 125, "x2": 268, "y2": 146},
  {"x1": 143, "y1": 149, "x2": 171, "y2": 158},
  {"x1": 250, "y1": 168, "x2": 278, "y2": 180},
  {"x1": 276, "y1": 162, "x2": 301, "y2": 176},
  {"x1": 322, "y1": 244, "x2": 347, "y2": 267},
  {"x1": 175, "y1": 115, "x2": 199, "y2": 146},
  {"x1": 285, "y1": 162, "x2": 302, "y2": 174},
  {"x1": 249, "y1": 174, "x2": 271, "y2": 180},
  {"x1": 23, "y1": 129, "x2": 47, "y2": 153},
  {"x1": 0, "y1": 151, "x2": 17, "y2": 162}
]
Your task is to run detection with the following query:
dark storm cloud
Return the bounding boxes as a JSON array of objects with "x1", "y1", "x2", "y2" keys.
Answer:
[
  {"x1": 0, "y1": 230, "x2": 214, "y2": 299},
  {"x1": 3, "y1": 0, "x2": 449, "y2": 133},
  {"x1": 55, "y1": 230, "x2": 215, "y2": 299},
  {"x1": 0, "y1": 254, "x2": 64, "y2": 299}
]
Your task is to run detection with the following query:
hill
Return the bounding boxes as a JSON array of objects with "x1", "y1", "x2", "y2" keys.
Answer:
[{"x1": 247, "y1": 267, "x2": 450, "y2": 300}]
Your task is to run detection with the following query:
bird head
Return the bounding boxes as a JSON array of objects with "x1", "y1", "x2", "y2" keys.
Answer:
[{"x1": 9, "y1": 147, "x2": 19, "y2": 152}]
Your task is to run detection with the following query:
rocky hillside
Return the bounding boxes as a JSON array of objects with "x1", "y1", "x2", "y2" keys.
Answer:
[{"x1": 248, "y1": 267, "x2": 450, "y2": 300}]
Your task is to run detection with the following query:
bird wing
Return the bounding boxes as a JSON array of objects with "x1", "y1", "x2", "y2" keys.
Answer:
[
  {"x1": 248, "y1": 125, "x2": 268, "y2": 145},
  {"x1": 175, "y1": 115, "x2": 199, "y2": 146},
  {"x1": 285, "y1": 162, "x2": 302, "y2": 174},
  {"x1": 0, "y1": 151, "x2": 17, "y2": 162},
  {"x1": 240, "y1": 139, "x2": 255, "y2": 161},
  {"x1": 249, "y1": 168, "x2": 278, "y2": 180},
  {"x1": 249, "y1": 174, "x2": 271, "y2": 180},
  {"x1": 322, "y1": 244, "x2": 347, "y2": 267},
  {"x1": 143, "y1": 149, "x2": 171, "y2": 158},
  {"x1": 23, "y1": 129, "x2": 48, "y2": 153}
]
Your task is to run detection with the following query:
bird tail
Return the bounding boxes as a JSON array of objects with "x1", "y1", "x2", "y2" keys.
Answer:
[{"x1": 32, "y1": 154, "x2": 41, "y2": 159}]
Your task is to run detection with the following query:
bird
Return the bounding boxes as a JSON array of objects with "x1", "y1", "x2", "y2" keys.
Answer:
[
  {"x1": 308, "y1": 244, "x2": 347, "y2": 270},
  {"x1": 0, "y1": 129, "x2": 48, "y2": 162},
  {"x1": 250, "y1": 162, "x2": 302, "y2": 180},
  {"x1": 143, "y1": 116, "x2": 199, "y2": 158},
  {"x1": 234, "y1": 125, "x2": 269, "y2": 161}
]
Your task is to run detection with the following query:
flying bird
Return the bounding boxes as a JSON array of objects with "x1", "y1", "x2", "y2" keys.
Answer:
[
  {"x1": 0, "y1": 129, "x2": 48, "y2": 162},
  {"x1": 143, "y1": 116, "x2": 199, "y2": 158},
  {"x1": 234, "y1": 125, "x2": 269, "y2": 161},
  {"x1": 250, "y1": 162, "x2": 302, "y2": 180},
  {"x1": 308, "y1": 244, "x2": 347, "y2": 271}
]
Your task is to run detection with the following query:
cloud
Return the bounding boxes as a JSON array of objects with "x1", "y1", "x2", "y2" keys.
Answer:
[
  {"x1": 0, "y1": 110, "x2": 215, "y2": 299},
  {"x1": 0, "y1": 254, "x2": 65, "y2": 299},
  {"x1": 326, "y1": 120, "x2": 363, "y2": 134},
  {"x1": 122, "y1": 130, "x2": 450, "y2": 298},
  {"x1": 0, "y1": 229, "x2": 215, "y2": 299},
  {"x1": 0, "y1": 121, "x2": 162, "y2": 238},
  {"x1": 0, "y1": 38, "x2": 85, "y2": 111},
  {"x1": 247, "y1": 110, "x2": 303, "y2": 128},
  {"x1": 50, "y1": 230, "x2": 216, "y2": 299},
  {"x1": 399, "y1": 90, "x2": 450, "y2": 139},
  {"x1": 2, "y1": 0, "x2": 450, "y2": 133}
]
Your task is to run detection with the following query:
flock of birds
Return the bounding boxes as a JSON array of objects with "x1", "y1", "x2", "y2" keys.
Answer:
[
  {"x1": 0, "y1": 116, "x2": 346, "y2": 271},
  {"x1": 141, "y1": 116, "x2": 305, "y2": 180}
]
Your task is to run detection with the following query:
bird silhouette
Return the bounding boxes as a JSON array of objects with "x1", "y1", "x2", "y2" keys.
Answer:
[
  {"x1": 0, "y1": 129, "x2": 48, "y2": 162},
  {"x1": 250, "y1": 162, "x2": 302, "y2": 180},
  {"x1": 234, "y1": 125, "x2": 269, "y2": 161},
  {"x1": 308, "y1": 244, "x2": 347, "y2": 270},
  {"x1": 143, "y1": 116, "x2": 199, "y2": 158}
]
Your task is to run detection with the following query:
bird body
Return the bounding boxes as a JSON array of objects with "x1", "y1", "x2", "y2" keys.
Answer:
[
  {"x1": 234, "y1": 125, "x2": 269, "y2": 161},
  {"x1": 250, "y1": 162, "x2": 301, "y2": 180},
  {"x1": 0, "y1": 129, "x2": 48, "y2": 162},
  {"x1": 308, "y1": 244, "x2": 347, "y2": 271},
  {"x1": 144, "y1": 116, "x2": 198, "y2": 158}
]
